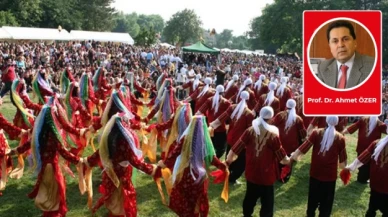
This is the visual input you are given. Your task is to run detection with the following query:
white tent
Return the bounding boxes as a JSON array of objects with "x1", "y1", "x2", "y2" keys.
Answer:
[
  {"x1": 159, "y1": 42, "x2": 175, "y2": 48},
  {"x1": 70, "y1": 30, "x2": 134, "y2": 45},
  {"x1": 241, "y1": 50, "x2": 254, "y2": 55},
  {"x1": 0, "y1": 28, "x2": 12, "y2": 40},
  {"x1": 2, "y1": 26, "x2": 72, "y2": 40}
]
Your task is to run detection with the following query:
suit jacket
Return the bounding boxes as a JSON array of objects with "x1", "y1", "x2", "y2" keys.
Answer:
[{"x1": 317, "y1": 52, "x2": 375, "y2": 89}]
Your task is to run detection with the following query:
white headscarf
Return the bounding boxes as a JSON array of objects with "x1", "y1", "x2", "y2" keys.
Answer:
[
  {"x1": 285, "y1": 99, "x2": 297, "y2": 131},
  {"x1": 198, "y1": 77, "x2": 212, "y2": 98},
  {"x1": 372, "y1": 120, "x2": 388, "y2": 161},
  {"x1": 231, "y1": 91, "x2": 249, "y2": 120},
  {"x1": 225, "y1": 75, "x2": 238, "y2": 91},
  {"x1": 252, "y1": 106, "x2": 279, "y2": 157},
  {"x1": 367, "y1": 116, "x2": 378, "y2": 137},
  {"x1": 212, "y1": 85, "x2": 224, "y2": 113},
  {"x1": 236, "y1": 78, "x2": 252, "y2": 103},
  {"x1": 193, "y1": 74, "x2": 202, "y2": 90},
  {"x1": 265, "y1": 82, "x2": 277, "y2": 106},
  {"x1": 226, "y1": 75, "x2": 239, "y2": 92},
  {"x1": 319, "y1": 116, "x2": 339, "y2": 154},
  {"x1": 252, "y1": 106, "x2": 279, "y2": 136},
  {"x1": 276, "y1": 77, "x2": 288, "y2": 97},
  {"x1": 254, "y1": 74, "x2": 266, "y2": 91}
]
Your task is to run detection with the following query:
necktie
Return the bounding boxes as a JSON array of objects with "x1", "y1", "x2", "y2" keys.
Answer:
[{"x1": 338, "y1": 65, "x2": 348, "y2": 89}]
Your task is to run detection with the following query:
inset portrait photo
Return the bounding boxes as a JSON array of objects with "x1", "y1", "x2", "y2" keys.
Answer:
[
  {"x1": 308, "y1": 18, "x2": 376, "y2": 90},
  {"x1": 303, "y1": 11, "x2": 381, "y2": 116}
]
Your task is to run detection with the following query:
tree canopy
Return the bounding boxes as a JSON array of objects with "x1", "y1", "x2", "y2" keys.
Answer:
[
  {"x1": 0, "y1": 0, "x2": 164, "y2": 38},
  {"x1": 137, "y1": 14, "x2": 164, "y2": 34},
  {"x1": 163, "y1": 9, "x2": 202, "y2": 46},
  {"x1": 112, "y1": 12, "x2": 140, "y2": 37},
  {"x1": 249, "y1": 0, "x2": 387, "y2": 62},
  {"x1": 0, "y1": 0, "x2": 386, "y2": 63}
]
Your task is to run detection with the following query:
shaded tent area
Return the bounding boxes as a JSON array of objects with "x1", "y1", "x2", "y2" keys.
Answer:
[
  {"x1": 276, "y1": 52, "x2": 300, "y2": 60},
  {"x1": 0, "y1": 26, "x2": 72, "y2": 41},
  {"x1": 182, "y1": 41, "x2": 220, "y2": 54},
  {"x1": 70, "y1": 30, "x2": 134, "y2": 45},
  {"x1": 0, "y1": 28, "x2": 12, "y2": 40},
  {"x1": 0, "y1": 27, "x2": 135, "y2": 44},
  {"x1": 159, "y1": 42, "x2": 175, "y2": 48}
]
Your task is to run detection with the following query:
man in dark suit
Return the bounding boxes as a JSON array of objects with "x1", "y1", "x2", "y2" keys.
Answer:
[{"x1": 317, "y1": 20, "x2": 375, "y2": 89}]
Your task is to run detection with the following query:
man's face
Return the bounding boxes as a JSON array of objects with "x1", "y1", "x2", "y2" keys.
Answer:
[{"x1": 328, "y1": 27, "x2": 357, "y2": 63}]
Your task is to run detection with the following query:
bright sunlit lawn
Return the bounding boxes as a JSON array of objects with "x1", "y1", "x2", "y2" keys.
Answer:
[{"x1": 0, "y1": 94, "x2": 378, "y2": 217}]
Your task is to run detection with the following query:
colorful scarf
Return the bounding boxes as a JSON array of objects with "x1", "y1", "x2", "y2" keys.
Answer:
[
  {"x1": 11, "y1": 79, "x2": 34, "y2": 128},
  {"x1": 32, "y1": 72, "x2": 53, "y2": 104},
  {"x1": 172, "y1": 116, "x2": 215, "y2": 185},
  {"x1": 99, "y1": 114, "x2": 143, "y2": 188}
]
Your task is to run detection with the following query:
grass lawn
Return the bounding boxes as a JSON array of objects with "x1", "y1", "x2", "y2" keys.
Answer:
[{"x1": 0, "y1": 95, "x2": 379, "y2": 217}]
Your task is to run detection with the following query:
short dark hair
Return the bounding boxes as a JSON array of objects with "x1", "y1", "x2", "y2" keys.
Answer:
[{"x1": 326, "y1": 20, "x2": 356, "y2": 42}]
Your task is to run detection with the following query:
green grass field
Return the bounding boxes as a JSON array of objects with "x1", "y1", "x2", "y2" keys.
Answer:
[{"x1": 0, "y1": 95, "x2": 380, "y2": 217}]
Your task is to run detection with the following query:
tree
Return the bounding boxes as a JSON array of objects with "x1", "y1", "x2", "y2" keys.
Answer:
[
  {"x1": 2, "y1": 0, "x2": 43, "y2": 27},
  {"x1": 0, "y1": 11, "x2": 19, "y2": 26},
  {"x1": 39, "y1": 0, "x2": 83, "y2": 30},
  {"x1": 135, "y1": 27, "x2": 157, "y2": 47},
  {"x1": 78, "y1": 0, "x2": 116, "y2": 31},
  {"x1": 380, "y1": 1, "x2": 388, "y2": 64},
  {"x1": 137, "y1": 14, "x2": 164, "y2": 34},
  {"x1": 250, "y1": 0, "x2": 386, "y2": 56},
  {"x1": 163, "y1": 9, "x2": 202, "y2": 45},
  {"x1": 216, "y1": 29, "x2": 233, "y2": 48},
  {"x1": 232, "y1": 35, "x2": 249, "y2": 50},
  {"x1": 258, "y1": 0, "x2": 304, "y2": 54},
  {"x1": 112, "y1": 12, "x2": 140, "y2": 37}
]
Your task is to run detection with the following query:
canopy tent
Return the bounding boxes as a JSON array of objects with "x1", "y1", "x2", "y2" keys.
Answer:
[
  {"x1": 1, "y1": 26, "x2": 72, "y2": 40},
  {"x1": 70, "y1": 30, "x2": 134, "y2": 45},
  {"x1": 0, "y1": 28, "x2": 12, "y2": 40},
  {"x1": 182, "y1": 41, "x2": 220, "y2": 54}
]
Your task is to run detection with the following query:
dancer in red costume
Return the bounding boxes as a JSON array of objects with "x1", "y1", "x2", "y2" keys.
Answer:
[
  {"x1": 92, "y1": 67, "x2": 113, "y2": 101},
  {"x1": 253, "y1": 74, "x2": 268, "y2": 100},
  {"x1": 291, "y1": 116, "x2": 347, "y2": 217},
  {"x1": 84, "y1": 113, "x2": 156, "y2": 217},
  {"x1": 8, "y1": 96, "x2": 89, "y2": 217},
  {"x1": 271, "y1": 99, "x2": 306, "y2": 183},
  {"x1": 197, "y1": 85, "x2": 231, "y2": 158},
  {"x1": 342, "y1": 116, "x2": 387, "y2": 184},
  {"x1": 32, "y1": 68, "x2": 55, "y2": 105},
  {"x1": 343, "y1": 120, "x2": 388, "y2": 217},
  {"x1": 210, "y1": 91, "x2": 255, "y2": 184},
  {"x1": 254, "y1": 82, "x2": 280, "y2": 117},
  {"x1": 224, "y1": 75, "x2": 239, "y2": 100},
  {"x1": 0, "y1": 107, "x2": 28, "y2": 195},
  {"x1": 156, "y1": 115, "x2": 227, "y2": 217},
  {"x1": 11, "y1": 79, "x2": 42, "y2": 130},
  {"x1": 232, "y1": 78, "x2": 257, "y2": 111},
  {"x1": 185, "y1": 77, "x2": 215, "y2": 113},
  {"x1": 275, "y1": 77, "x2": 293, "y2": 111},
  {"x1": 226, "y1": 106, "x2": 290, "y2": 217}
]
